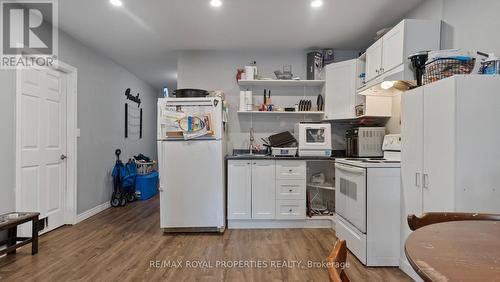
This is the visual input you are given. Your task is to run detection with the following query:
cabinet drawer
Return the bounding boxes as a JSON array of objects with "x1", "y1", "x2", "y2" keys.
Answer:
[
  {"x1": 336, "y1": 215, "x2": 367, "y2": 264},
  {"x1": 276, "y1": 179, "x2": 305, "y2": 200},
  {"x1": 276, "y1": 200, "x2": 306, "y2": 220},
  {"x1": 276, "y1": 161, "x2": 306, "y2": 179}
]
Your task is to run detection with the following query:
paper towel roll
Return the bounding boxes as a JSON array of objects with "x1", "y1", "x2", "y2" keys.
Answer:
[
  {"x1": 245, "y1": 90, "x2": 253, "y2": 111},
  {"x1": 239, "y1": 91, "x2": 246, "y2": 111},
  {"x1": 244, "y1": 66, "x2": 255, "y2": 80}
]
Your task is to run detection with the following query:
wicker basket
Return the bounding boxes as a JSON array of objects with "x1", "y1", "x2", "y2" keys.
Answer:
[
  {"x1": 135, "y1": 160, "x2": 157, "y2": 175},
  {"x1": 423, "y1": 58, "x2": 475, "y2": 85}
]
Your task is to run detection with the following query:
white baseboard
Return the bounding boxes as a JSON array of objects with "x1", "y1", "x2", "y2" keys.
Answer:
[
  {"x1": 399, "y1": 258, "x2": 422, "y2": 282},
  {"x1": 228, "y1": 218, "x2": 335, "y2": 229},
  {"x1": 76, "y1": 202, "x2": 111, "y2": 223}
]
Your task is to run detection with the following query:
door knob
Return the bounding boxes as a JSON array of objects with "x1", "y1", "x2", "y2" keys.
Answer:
[{"x1": 60, "y1": 154, "x2": 67, "y2": 160}]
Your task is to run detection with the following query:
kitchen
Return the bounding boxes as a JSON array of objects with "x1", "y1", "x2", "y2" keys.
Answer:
[
  {"x1": 2, "y1": 1, "x2": 500, "y2": 281},
  {"x1": 158, "y1": 17, "x2": 500, "y2": 282}
]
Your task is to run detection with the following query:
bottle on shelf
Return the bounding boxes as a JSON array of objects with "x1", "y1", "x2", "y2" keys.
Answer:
[
  {"x1": 261, "y1": 89, "x2": 267, "y2": 111},
  {"x1": 267, "y1": 90, "x2": 273, "y2": 111}
]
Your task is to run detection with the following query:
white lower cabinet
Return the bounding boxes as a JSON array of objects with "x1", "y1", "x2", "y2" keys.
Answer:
[
  {"x1": 227, "y1": 160, "x2": 252, "y2": 219},
  {"x1": 275, "y1": 200, "x2": 306, "y2": 219},
  {"x1": 275, "y1": 179, "x2": 305, "y2": 200},
  {"x1": 228, "y1": 160, "x2": 306, "y2": 221},
  {"x1": 251, "y1": 160, "x2": 276, "y2": 219}
]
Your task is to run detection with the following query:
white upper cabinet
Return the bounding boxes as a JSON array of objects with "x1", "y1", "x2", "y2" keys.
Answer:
[
  {"x1": 324, "y1": 59, "x2": 392, "y2": 120},
  {"x1": 364, "y1": 19, "x2": 441, "y2": 83},
  {"x1": 365, "y1": 39, "x2": 383, "y2": 82},
  {"x1": 381, "y1": 21, "x2": 405, "y2": 73},
  {"x1": 324, "y1": 59, "x2": 359, "y2": 119}
]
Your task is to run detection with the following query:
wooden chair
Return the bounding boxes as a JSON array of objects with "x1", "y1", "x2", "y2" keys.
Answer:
[
  {"x1": 407, "y1": 212, "x2": 500, "y2": 231},
  {"x1": 326, "y1": 239, "x2": 350, "y2": 282}
]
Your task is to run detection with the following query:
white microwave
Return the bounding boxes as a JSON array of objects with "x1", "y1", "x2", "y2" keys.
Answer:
[{"x1": 294, "y1": 122, "x2": 332, "y2": 157}]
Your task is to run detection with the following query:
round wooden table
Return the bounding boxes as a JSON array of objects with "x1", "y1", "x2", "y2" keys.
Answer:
[{"x1": 405, "y1": 221, "x2": 500, "y2": 282}]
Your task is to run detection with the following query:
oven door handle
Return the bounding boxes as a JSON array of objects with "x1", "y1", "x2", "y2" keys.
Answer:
[{"x1": 335, "y1": 163, "x2": 366, "y2": 175}]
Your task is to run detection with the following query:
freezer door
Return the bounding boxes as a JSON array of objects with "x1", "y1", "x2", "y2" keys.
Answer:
[
  {"x1": 159, "y1": 140, "x2": 225, "y2": 228},
  {"x1": 157, "y1": 97, "x2": 223, "y2": 140}
]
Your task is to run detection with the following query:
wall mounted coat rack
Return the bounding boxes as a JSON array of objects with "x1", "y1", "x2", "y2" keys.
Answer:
[{"x1": 125, "y1": 88, "x2": 141, "y2": 107}]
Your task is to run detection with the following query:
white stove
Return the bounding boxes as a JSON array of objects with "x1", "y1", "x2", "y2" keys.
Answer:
[
  {"x1": 336, "y1": 134, "x2": 401, "y2": 168},
  {"x1": 334, "y1": 134, "x2": 401, "y2": 266},
  {"x1": 335, "y1": 158, "x2": 400, "y2": 168}
]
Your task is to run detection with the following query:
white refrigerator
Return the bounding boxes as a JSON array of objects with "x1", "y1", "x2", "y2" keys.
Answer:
[{"x1": 157, "y1": 97, "x2": 225, "y2": 232}]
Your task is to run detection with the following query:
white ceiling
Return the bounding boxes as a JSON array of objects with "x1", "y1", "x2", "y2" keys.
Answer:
[{"x1": 58, "y1": 0, "x2": 422, "y2": 90}]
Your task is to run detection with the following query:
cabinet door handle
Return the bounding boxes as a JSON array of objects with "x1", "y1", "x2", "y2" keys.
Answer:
[
  {"x1": 289, "y1": 209, "x2": 293, "y2": 213},
  {"x1": 376, "y1": 69, "x2": 379, "y2": 74},
  {"x1": 423, "y1": 174, "x2": 429, "y2": 189},
  {"x1": 289, "y1": 189, "x2": 293, "y2": 192},
  {"x1": 415, "y1": 172, "x2": 421, "y2": 188},
  {"x1": 281, "y1": 184, "x2": 299, "y2": 187}
]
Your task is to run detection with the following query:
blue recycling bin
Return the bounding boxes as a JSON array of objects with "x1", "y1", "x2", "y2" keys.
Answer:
[{"x1": 135, "y1": 171, "x2": 158, "y2": 200}]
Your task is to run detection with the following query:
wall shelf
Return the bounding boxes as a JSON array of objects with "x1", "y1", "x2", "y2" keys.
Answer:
[
  {"x1": 238, "y1": 111, "x2": 324, "y2": 115},
  {"x1": 238, "y1": 79, "x2": 325, "y2": 87}
]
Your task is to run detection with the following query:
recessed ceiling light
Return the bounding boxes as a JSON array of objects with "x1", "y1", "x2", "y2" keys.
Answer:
[
  {"x1": 210, "y1": 0, "x2": 222, "y2": 7},
  {"x1": 311, "y1": 0, "x2": 323, "y2": 8},
  {"x1": 110, "y1": 0, "x2": 123, "y2": 7}
]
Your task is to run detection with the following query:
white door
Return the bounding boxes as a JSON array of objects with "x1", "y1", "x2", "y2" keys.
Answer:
[
  {"x1": 401, "y1": 87, "x2": 424, "y2": 216},
  {"x1": 400, "y1": 87, "x2": 424, "y2": 273},
  {"x1": 18, "y1": 68, "x2": 67, "y2": 233},
  {"x1": 227, "y1": 160, "x2": 252, "y2": 220},
  {"x1": 382, "y1": 21, "x2": 405, "y2": 73},
  {"x1": 251, "y1": 160, "x2": 276, "y2": 219},
  {"x1": 423, "y1": 78, "x2": 456, "y2": 212},
  {"x1": 324, "y1": 60, "x2": 357, "y2": 120},
  {"x1": 365, "y1": 39, "x2": 383, "y2": 81}
]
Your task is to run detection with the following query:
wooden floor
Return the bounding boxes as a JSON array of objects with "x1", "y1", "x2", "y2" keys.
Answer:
[{"x1": 0, "y1": 197, "x2": 411, "y2": 282}]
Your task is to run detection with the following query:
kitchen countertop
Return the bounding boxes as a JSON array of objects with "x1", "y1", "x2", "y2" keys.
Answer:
[{"x1": 226, "y1": 149, "x2": 337, "y2": 161}]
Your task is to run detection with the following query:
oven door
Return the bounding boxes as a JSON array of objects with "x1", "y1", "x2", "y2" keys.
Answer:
[
  {"x1": 335, "y1": 163, "x2": 367, "y2": 233},
  {"x1": 299, "y1": 124, "x2": 331, "y2": 150}
]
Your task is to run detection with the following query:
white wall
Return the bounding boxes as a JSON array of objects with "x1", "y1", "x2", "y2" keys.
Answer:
[
  {"x1": 177, "y1": 50, "x2": 323, "y2": 152},
  {"x1": 407, "y1": 0, "x2": 500, "y2": 54},
  {"x1": 59, "y1": 32, "x2": 158, "y2": 214},
  {"x1": 0, "y1": 30, "x2": 158, "y2": 218},
  {"x1": 177, "y1": 50, "x2": 360, "y2": 152}
]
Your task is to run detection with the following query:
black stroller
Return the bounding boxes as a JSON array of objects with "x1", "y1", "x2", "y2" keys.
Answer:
[{"x1": 111, "y1": 149, "x2": 137, "y2": 207}]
